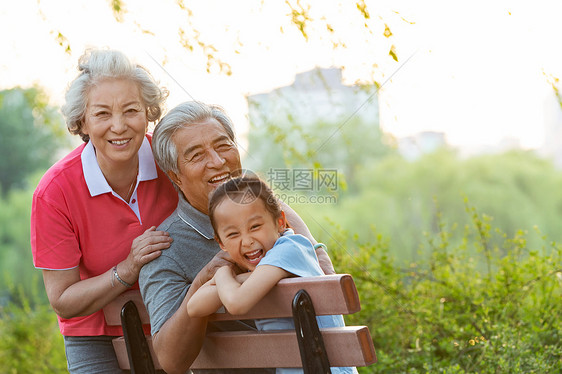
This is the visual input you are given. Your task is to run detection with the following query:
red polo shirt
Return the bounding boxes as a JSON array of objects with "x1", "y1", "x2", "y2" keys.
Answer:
[{"x1": 31, "y1": 135, "x2": 178, "y2": 336}]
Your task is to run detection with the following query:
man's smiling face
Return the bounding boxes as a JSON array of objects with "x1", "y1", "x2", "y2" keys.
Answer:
[{"x1": 168, "y1": 118, "x2": 242, "y2": 214}]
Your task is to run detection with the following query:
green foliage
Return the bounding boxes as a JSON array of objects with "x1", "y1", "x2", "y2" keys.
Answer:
[
  {"x1": 0, "y1": 87, "x2": 69, "y2": 196},
  {"x1": 330, "y1": 204, "x2": 562, "y2": 373},
  {"x1": 0, "y1": 87, "x2": 68, "y2": 372},
  {"x1": 0, "y1": 172, "x2": 47, "y2": 302},
  {"x1": 0, "y1": 283, "x2": 66, "y2": 373},
  {"x1": 2, "y1": 202, "x2": 559, "y2": 372},
  {"x1": 293, "y1": 149, "x2": 562, "y2": 266}
]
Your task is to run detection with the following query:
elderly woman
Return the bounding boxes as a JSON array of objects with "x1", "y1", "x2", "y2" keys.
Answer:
[
  {"x1": 30, "y1": 49, "x2": 178, "y2": 373},
  {"x1": 139, "y1": 101, "x2": 334, "y2": 374}
]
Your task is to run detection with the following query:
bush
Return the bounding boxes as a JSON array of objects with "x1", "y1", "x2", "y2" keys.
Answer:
[
  {"x1": 0, "y1": 282, "x2": 66, "y2": 373},
  {"x1": 1, "y1": 199, "x2": 560, "y2": 373},
  {"x1": 330, "y1": 202, "x2": 562, "y2": 373}
]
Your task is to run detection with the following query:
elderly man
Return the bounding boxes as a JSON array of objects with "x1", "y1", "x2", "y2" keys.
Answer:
[{"x1": 139, "y1": 101, "x2": 334, "y2": 374}]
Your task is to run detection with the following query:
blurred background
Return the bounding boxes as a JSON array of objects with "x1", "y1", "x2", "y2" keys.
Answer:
[{"x1": 1, "y1": 1, "x2": 561, "y2": 372}]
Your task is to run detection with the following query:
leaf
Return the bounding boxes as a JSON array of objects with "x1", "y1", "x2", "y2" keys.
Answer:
[
  {"x1": 110, "y1": 0, "x2": 126, "y2": 22},
  {"x1": 53, "y1": 31, "x2": 72, "y2": 55},
  {"x1": 356, "y1": 0, "x2": 370, "y2": 19},
  {"x1": 285, "y1": 0, "x2": 311, "y2": 41},
  {"x1": 384, "y1": 24, "x2": 393, "y2": 38},
  {"x1": 389, "y1": 45, "x2": 398, "y2": 62}
]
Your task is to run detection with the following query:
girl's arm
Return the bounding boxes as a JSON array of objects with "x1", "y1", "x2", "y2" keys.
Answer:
[
  {"x1": 187, "y1": 272, "x2": 253, "y2": 317},
  {"x1": 214, "y1": 265, "x2": 291, "y2": 316},
  {"x1": 186, "y1": 279, "x2": 223, "y2": 317}
]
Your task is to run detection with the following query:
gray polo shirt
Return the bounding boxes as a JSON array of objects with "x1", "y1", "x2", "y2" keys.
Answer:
[{"x1": 139, "y1": 192, "x2": 220, "y2": 335}]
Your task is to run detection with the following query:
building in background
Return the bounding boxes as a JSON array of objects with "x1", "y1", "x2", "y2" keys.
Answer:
[{"x1": 247, "y1": 67, "x2": 379, "y2": 129}]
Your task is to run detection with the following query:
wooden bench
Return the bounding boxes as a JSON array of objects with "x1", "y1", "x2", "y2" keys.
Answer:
[{"x1": 103, "y1": 274, "x2": 377, "y2": 372}]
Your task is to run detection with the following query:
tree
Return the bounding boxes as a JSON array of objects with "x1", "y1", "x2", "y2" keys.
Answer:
[
  {"x1": 295, "y1": 149, "x2": 562, "y2": 265},
  {"x1": 0, "y1": 87, "x2": 69, "y2": 196},
  {"x1": 0, "y1": 180, "x2": 44, "y2": 301}
]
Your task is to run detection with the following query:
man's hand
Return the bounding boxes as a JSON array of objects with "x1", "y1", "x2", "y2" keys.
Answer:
[
  {"x1": 192, "y1": 251, "x2": 242, "y2": 290},
  {"x1": 235, "y1": 271, "x2": 251, "y2": 283},
  {"x1": 316, "y1": 246, "x2": 336, "y2": 275}
]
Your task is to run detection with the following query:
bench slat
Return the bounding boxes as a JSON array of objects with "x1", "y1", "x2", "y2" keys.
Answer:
[
  {"x1": 112, "y1": 326, "x2": 376, "y2": 370},
  {"x1": 103, "y1": 274, "x2": 360, "y2": 326},
  {"x1": 210, "y1": 274, "x2": 360, "y2": 321}
]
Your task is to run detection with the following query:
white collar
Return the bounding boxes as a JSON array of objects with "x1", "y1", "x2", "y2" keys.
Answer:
[{"x1": 81, "y1": 137, "x2": 158, "y2": 197}]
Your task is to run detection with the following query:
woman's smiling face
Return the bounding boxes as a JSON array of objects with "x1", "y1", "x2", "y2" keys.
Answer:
[{"x1": 82, "y1": 78, "x2": 147, "y2": 170}]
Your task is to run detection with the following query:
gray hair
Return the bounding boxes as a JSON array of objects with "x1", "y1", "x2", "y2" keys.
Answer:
[
  {"x1": 152, "y1": 101, "x2": 237, "y2": 180},
  {"x1": 61, "y1": 48, "x2": 168, "y2": 142}
]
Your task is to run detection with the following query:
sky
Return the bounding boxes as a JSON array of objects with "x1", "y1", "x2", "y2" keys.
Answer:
[{"x1": 1, "y1": 0, "x2": 562, "y2": 153}]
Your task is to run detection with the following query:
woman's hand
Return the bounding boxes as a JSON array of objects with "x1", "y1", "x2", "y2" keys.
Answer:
[{"x1": 120, "y1": 226, "x2": 173, "y2": 284}]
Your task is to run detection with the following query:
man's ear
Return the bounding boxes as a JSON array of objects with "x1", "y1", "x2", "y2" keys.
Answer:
[
  {"x1": 167, "y1": 170, "x2": 181, "y2": 187},
  {"x1": 277, "y1": 211, "x2": 288, "y2": 233}
]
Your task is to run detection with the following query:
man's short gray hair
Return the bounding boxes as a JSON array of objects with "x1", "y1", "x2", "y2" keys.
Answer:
[{"x1": 61, "y1": 48, "x2": 168, "y2": 142}]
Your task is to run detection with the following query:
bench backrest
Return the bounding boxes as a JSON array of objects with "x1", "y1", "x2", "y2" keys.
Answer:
[{"x1": 103, "y1": 274, "x2": 377, "y2": 370}]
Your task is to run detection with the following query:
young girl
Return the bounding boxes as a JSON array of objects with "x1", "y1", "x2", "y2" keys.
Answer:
[{"x1": 187, "y1": 176, "x2": 357, "y2": 374}]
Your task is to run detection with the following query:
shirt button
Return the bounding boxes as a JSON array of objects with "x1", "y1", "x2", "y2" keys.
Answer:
[{"x1": 131, "y1": 199, "x2": 136, "y2": 204}]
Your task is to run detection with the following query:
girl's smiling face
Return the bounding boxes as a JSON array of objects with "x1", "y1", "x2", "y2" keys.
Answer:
[{"x1": 213, "y1": 196, "x2": 286, "y2": 271}]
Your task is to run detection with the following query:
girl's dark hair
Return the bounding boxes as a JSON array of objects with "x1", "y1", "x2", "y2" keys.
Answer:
[{"x1": 209, "y1": 176, "x2": 284, "y2": 238}]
